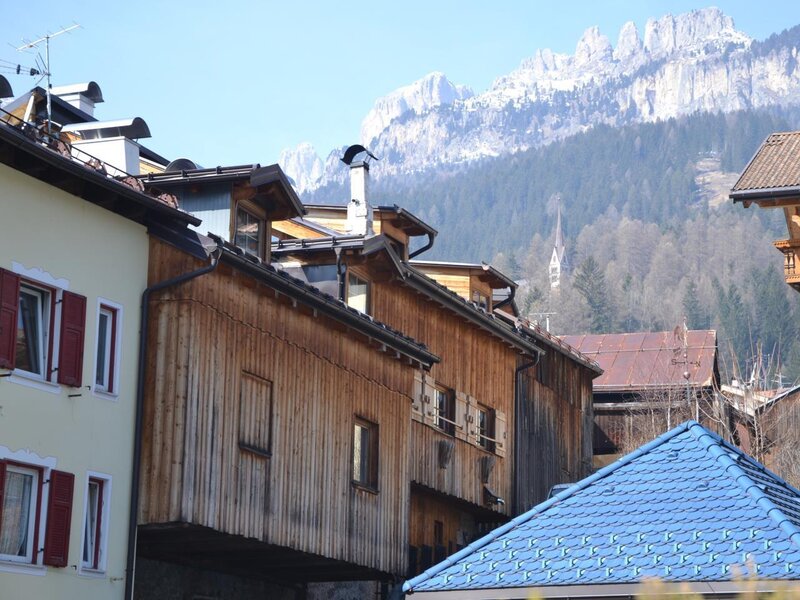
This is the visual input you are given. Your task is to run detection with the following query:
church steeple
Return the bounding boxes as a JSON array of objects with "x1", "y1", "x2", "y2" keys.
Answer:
[{"x1": 549, "y1": 197, "x2": 567, "y2": 289}]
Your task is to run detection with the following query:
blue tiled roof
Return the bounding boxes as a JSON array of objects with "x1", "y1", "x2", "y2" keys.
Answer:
[{"x1": 404, "y1": 421, "x2": 800, "y2": 594}]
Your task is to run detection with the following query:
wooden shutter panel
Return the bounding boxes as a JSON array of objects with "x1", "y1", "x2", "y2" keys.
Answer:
[
  {"x1": 422, "y1": 377, "x2": 437, "y2": 426},
  {"x1": 466, "y1": 396, "x2": 480, "y2": 446},
  {"x1": 411, "y1": 371, "x2": 424, "y2": 422},
  {"x1": 57, "y1": 292, "x2": 86, "y2": 387},
  {"x1": 0, "y1": 269, "x2": 20, "y2": 369},
  {"x1": 43, "y1": 470, "x2": 74, "y2": 567},
  {"x1": 495, "y1": 409, "x2": 507, "y2": 457},
  {"x1": 455, "y1": 392, "x2": 469, "y2": 441}
]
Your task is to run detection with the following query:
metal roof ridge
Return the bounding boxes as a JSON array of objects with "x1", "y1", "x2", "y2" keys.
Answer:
[
  {"x1": 690, "y1": 424, "x2": 800, "y2": 549},
  {"x1": 403, "y1": 421, "x2": 697, "y2": 593}
]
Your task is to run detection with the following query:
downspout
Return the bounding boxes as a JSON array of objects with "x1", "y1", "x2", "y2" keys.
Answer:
[
  {"x1": 408, "y1": 231, "x2": 436, "y2": 259},
  {"x1": 125, "y1": 245, "x2": 221, "y2": 600},
  {"x1": 513, "y1": 356, "x2": 538, "y2": 515},
  {"x1": 493, "y1": 285, "x2": 516, "y2": 311},
  {"x1": 335, "y1": 247, "x2": 346, "y2": 302}
]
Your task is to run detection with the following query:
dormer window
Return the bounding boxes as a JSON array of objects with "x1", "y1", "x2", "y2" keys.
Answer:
[
  {"x1": 346, "y1": 273, "x2": 370, "y2": 314},
  {"x1": 235, "y1": 206, "x2": 265, "y2": 259}
]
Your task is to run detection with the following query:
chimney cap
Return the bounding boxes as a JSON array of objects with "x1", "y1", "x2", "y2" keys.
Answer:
[
  {"x1": 340, "y1": 144, "x2": 378, "y2": 166},
  {"x1": 50, "y1": 81, "x2": 104, "y2": 103},
  {"x1": 62, "y1": 117, "x2": 151, "y2": 140}
]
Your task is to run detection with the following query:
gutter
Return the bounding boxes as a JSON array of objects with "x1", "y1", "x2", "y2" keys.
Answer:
[
  {"x1": 408, "y1": 230, "x2": 436, "y2": 259},
  {"x1": 730, "y1": 186, "x2": 800, "y2": 202},
  {"x1": 124, "y1": 247, "x2": 221, "y2": 600}
]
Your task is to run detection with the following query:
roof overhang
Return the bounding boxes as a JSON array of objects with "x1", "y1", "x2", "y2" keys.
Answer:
[
  {"x1": 141, "y1": 163, "x2": 306, "y2": 220},
  {"x1": 0, "y1": 120, "x2": 199, "y2": 228}
]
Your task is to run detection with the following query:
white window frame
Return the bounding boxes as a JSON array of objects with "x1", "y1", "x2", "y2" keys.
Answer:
[
  {"x1": 14, "y1": 282, "x2": 54, "y2": 382},
  {"x1": 0, "y1": 463, "x2": 41, "y2": 565},
  {"x1": 92, "y1": 298, "x2": 123, "y2": 399},
  {"x1": 79, "y1": 471, "x2": 111, "y2": 575}
]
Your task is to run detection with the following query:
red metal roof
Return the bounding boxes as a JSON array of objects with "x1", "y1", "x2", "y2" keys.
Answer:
[{"x1": 560, "y1": 330, "x2": 718, "y2": 392}]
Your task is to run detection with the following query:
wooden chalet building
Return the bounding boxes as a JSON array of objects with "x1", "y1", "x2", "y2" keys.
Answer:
[
  {"x1": 130, "y1": 164, "x2": 440, "y2": 597},
  {"x1": 562, "y1": 331, "x2": 719, "y2": 468},
  {"x1": 271, "y1": 149, "x2": 600, "y2": 578},
  {"x1": 730, "y1": 130, "x2": 800, "y2": 292}
]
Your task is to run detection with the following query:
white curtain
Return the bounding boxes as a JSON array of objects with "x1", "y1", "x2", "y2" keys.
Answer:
[{"x1": 0, "y1": 471, "x2": 33, "y2": 558}]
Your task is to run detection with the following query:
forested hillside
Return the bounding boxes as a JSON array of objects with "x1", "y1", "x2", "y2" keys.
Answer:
[{"x1": 306, "y1": 108, "x2": 800, "y2": 383}]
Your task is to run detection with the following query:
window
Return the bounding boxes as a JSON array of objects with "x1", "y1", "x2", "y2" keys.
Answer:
[
  {"x1": 475, "y1": 405, "x2": 496, "y2": 452},
  {"x1": 82, "y1": 478, "x2": 104, "y2": 570},
  {"x1": 0, "y1": 464, "x2": 40, "y2": 563},
  {"x1": 432, "y1": 386, "x2": 455, "y2": 436},
  {"x1": 0, "y1": 462, "x2": 74, "y2": 568},
  {"x1": 346, "y1": 273, "x2": 370, "y2": 314},
  {"x1": 234, "y1": 206, "x2": 264, "y2": 258},
  {"x1": 0, "y1": 269, "x2": 87, "y2": 387},
  {"x1": 94, "y1": 305, "x2": 118, "y2": 394},
  {"x1": 15, "y1": 284, "x2": 51, "y2": 378},
  {"x1": 352, "y1": 418, "x2": 378, "y2": 490},
  {"x1": 238, "y1": 372, "x2": 273, "y2": 458}
]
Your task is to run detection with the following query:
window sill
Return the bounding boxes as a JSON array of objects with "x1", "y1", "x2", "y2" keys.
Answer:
[
  {"x1": 5, "y1": 372, "x2": 60, "y2": 395},
  {"x1": 78, "y1": 567, "x2": 107, "y2": 579},
  {"x1": 92, "y1": 388, "x2": 119, "y2": 402},
  {"x1": 0, "y1": 560, "x2": 46, "y2": 576},
  {"x1": 351, "y1": 481, "x2": 379, "y2": 495}
]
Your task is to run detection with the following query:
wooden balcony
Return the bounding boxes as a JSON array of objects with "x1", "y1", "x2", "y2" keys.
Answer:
[{"x1": 773, "y1": 239, "x2": 800, "y2": 291}]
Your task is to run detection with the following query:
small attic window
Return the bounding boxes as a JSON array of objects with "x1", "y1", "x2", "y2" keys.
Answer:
[{"x1": 235, "y1": 206, "x2": 265, "y2": 259}]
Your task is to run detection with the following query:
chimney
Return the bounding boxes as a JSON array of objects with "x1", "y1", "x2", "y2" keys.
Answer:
[
  {"x1": 340, "y1": 144, "x2": 378, "y2": 236},
  {"x1": 50, "y1": 82, "x2": 104, "y2": 118},
  {"x1": 63, "y1": 118, "x2": 151, "y2": 176},
  {"x1": 346, "y1": 160, "x2": 373, "y2": 235}
]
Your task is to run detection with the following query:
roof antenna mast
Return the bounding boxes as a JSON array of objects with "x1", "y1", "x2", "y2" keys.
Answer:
[{"x1": 17, "y1": 24, "x2": 80, "y2": 135}]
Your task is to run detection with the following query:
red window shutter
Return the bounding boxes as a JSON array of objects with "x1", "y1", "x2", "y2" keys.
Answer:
[
  {"x1": 57, "y1": 292, "x2": 86, "y2": 387},
  {"x1": 0, "y1": 269, "x2": 20, "y2": 369},
  {"x1": 43, "y1": 470, "x2": 74, "y2": 567}
]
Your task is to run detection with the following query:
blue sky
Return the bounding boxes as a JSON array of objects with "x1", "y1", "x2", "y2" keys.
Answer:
[{"x1": 2, "y1": 1, "x2": 800, "y2": 167}]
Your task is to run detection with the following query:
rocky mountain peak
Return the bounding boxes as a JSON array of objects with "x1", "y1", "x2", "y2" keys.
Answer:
[
  {"x1": 614, "y1": 21, "x2": 642, "y2": 61},
  {"x1": 575, "y1": 25, "x2": 613, "y2": 67},
  {"x1": 359, "y1": 71, "x2": 474, "y2": 145}
]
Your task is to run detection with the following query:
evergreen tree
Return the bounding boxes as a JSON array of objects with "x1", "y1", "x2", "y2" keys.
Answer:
[
  {"x1": 682, "y1": 280, "x2": 709, "y2": 329},
  {"x1": 573, "y1": 257, "x2": 614, "y2": 333}
]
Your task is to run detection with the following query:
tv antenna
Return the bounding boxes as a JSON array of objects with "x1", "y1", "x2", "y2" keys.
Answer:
[{"x1": 16, "y1": 24, "x2": 81, "y2": 134}]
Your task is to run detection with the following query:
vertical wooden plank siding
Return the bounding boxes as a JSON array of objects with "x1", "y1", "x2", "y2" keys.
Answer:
[
  {"x1": 370, "y1": 283, "x2": 516, "y2": 513},
  {"x1": 140, "y1": 239, "x2": 413, "y2": 576}
]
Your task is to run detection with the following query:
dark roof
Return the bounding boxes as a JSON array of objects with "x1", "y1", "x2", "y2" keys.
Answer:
[
  {"x1": 560, "y1": 330, "x2": 717, "y2": 392},
  {"x1": 731, "y1": 131, "x2": 800, "y2": 200},
  {"x1": 141, "y1": 163, "x2": 305, "y2": 219},
  {"x1": 302, "y1": 203, "x2": 437, "y2": 237},
  {"x1": 273, "y1": 235, "x2": 544, "y2": 358},
  {"x1": 404, "y1": 421, "x2": 800, "y2": 597},
  {"x1": 0, "y1": 117, "x2": 199, "y2": 228},
  {"x1": 151, "y1": 224, "x2": 438, "y2": 369}
]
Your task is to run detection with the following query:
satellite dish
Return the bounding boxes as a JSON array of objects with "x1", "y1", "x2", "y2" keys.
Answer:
[
  {"x1": 340, "y1": 144, "x2": 378, "y2": 165},
  {"x1": 165, "y1": 157, "x2": 202, "y2": 171}
]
